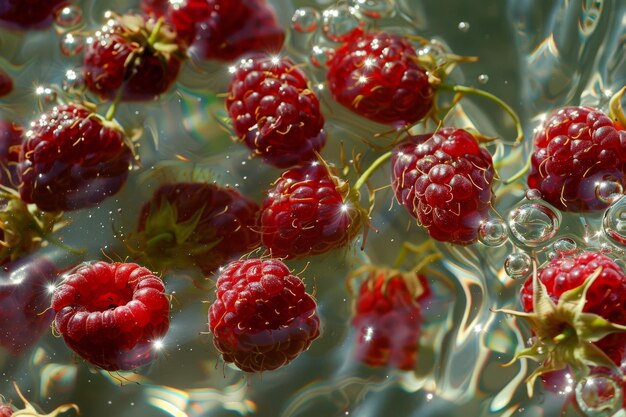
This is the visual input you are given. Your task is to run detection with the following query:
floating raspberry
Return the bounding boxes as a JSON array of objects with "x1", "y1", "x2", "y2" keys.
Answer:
[
  {"x1": 0, "y1": 257, "x2": 58, "y2": 355},
  {"x1": 208, "y1": 258, "x2": 320, "y2": 372},
  {"x1": 51, "y1": 261, "x2": 170, "y2": 371},
  {"x1": 260, "y1": 162, "x2": 362, "y2": 259},
  {"x1": 0, "y1": 120, "x2": 22, "y2": 188},
  {"x1": 528, "y1": 106, "x2": 626, "y2": 211},
  {"x1": 17, "y1": 104, "x2": 134, "y2": 212},
  {"x1": 141, "y1": 0, "x2": 285, "y2": 61},
  {"x1": 0, "y1": 0, "x2": 66, "y2": 30},
  {"x1": 83, "y1": 13, "x2": 184, "y2": 101},
  {"x1": 226, "y1": 55, "x2": 326, "y2": 168},
  {"x1": 130, "y1": 182, "x2": 261, "y2": 275},
  {"x1": 351, "y1": 267, "x2": 429, "y2": 370},
  {"x1": 326, "y1": 31, "x2": 434, "y2": 127},
  {"x1": 391, "y1": 128, "x2": 495, "y2": 244}
]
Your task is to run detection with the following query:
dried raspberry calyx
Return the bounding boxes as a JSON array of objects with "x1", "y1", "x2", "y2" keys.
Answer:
[
  {"x1": 494, "y1": 263, "x2": 626, "y2": 397},
  {"x1": 609, "y1": 86, "x2": 626, "y2": 128},
  {"x1": 8, "y1": 381, "x2": 79, "y2": 417}
]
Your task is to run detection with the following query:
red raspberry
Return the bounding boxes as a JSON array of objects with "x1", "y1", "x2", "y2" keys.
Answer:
[
  {"x1": 327, "y1": 31, "x2": 434, "y2": 127},
  {"x1": 0, "y1": 257, "x2": 58, "y2": 355},
  {"x1": 0, "y1": 68, "x2": 12, "y2": 97},
  {"x1": 226, "y1": 55, "x2": 326, "y2": 168},
  {"x1": 141, "y1": 0, "x2": 285, "y2": 61},
  {"x1": 17, "y1": 104, "x2": 134, "y2": 212},
  {"x1": 0, "y1": 0, "x2": 65, "y2": 30},
  {"x1": 260, "y1": 163, "x2": 362, "y2": 259},
  {"x1": 0, "y1": 120, "x2": 22, "y2": 188},
  {"x1": 83, "y1": 14, "x2": 184, "y2": 101},
  {"x1": 391, "y1": 128, "x2": 495, "y2": 244},
  {"x1": 528, "y1": 106, "x2": 626, "y2": 211},
  {"x1": 133, "y1": 182, "x2": 261, "y2": 275},
  {"x1": 208, "y1": 258, "x2": 320, "y2": 372},
  {"x1": 351, "y1": 268, "x2": 430, "y2": 370},
  {"x1": 51, "y1": 261, "x2": 170, "y2": 371}
]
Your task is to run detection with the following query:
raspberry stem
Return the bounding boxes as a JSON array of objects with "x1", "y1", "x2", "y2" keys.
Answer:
[
  {"x1": 352, "y1": 151, "x2": 393, "y2": 192},
  {"x1": 104, "y1": 86, "x2": 124, "y2": 121},
  {"x1": 439, "y1": 84, "x2": 524, "y2": 146},
  {"x1": 503, "y1": 155, "x2": 531, "y2": 185},
  {"x1": 148, "y1": 17, "x2": 165, "y2": 47}
]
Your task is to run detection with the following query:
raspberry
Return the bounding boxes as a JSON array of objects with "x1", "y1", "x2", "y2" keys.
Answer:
[
  {"x1": 0, "y1": 68, "x2": 12, "y2": 97},
  {"x1": 141, "y1": 0, "x2": 285, "y2": 61},
  {"x1": 51, "y1": 261, "x2": 170, "y2": 371},
  {"x1": 260, "y1": 163, "x2": 362, "y2": 259},
  {"x1": 0, "y1": 0, "x2": 65, "y2": 30},
  {"x1": 528, "y1": 106, "x2": 626, "y2": 211},
  {"x1": 83, "y1": 14, "x2": 184, "y2": 101},
  {"x1": 17, "y1": 104, "x2": 134, "y2": 212},
  {"x1": 226, "y1": 55, "x2": 326, "y2": 168},
  {"x1": 351, "y1": 268, "x2": 429, "y2": 370},
  {"x1": 391, "y1": 128, "x2": 495, "y2": 244},
  {"x1": 208, "y1": 258, "x2": 320, "y2": 372},
  {"x1": 327, "y1": 31, "x2": 434, "y2": 127},
  {"x1": 132, "y1": 182, "x2": 261, "y2": 275},
  {"x1": 0, "y1": 257, "x2": 58, "y2": 355},
  {"x1": 0, "y1": 120, "x2": 22, "y2": 188}
]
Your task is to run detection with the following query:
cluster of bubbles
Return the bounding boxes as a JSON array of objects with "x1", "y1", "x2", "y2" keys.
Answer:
[{"x1": 55, "y1": 5, "x2": 84, "y2": 56}]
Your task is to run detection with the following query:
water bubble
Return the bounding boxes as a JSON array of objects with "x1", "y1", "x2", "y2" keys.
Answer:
[
  {"x1": 575, "y1": 374, "x2": 623, "y2": 417},
  {"x1": 60, "y1": 33, "x2": 84, "y2": 56},
  {"x1": 417, "y1": 42, "x2": 448, "y2": 66},
  {"x1": 291, "y1": 7, "x2": 320, "y2": 33},
  {"x1": 310, "y1": 44, "x2": 334, "y2": 68},
  {"x1": 35, "y1": 85, "x2": 57, "y2": 103},
  {"x1": 553, "y1": 238, "x2": 577, "y2": 255},
  {"x1": 322, "y1": 5, "x2": 363, "y2": 42},
  {"x1": 504, "y1": 252, "x2": 531, "y2": 278},
  {"x1": 457, "y1": 21, "x2": 470, "y2": 32},
  {"x1": 62, "y1": 69, "x2": 84, "y2": 92},
  {"x1": 602, "y1": 196, "x2": 626, "y2": 246},
  {"x1": 525, "y1": 189, "x2": 542, "y2": 200},
  {"x1": 508, "y1": 203, "x2": 560, "y2": 246},
  {"x1": 477, "y1": 74, "x2": 489, "y2": 84},
  {"x1": 595, "y1": 180, "x2": 623, "y2": 204},
  {"x1": 478, "y1": 218, "x2": 508, "y2": 247},
  {"x1": 349, "y1": 0, "x2": 395, "y2": 19},
  {"x1": 55, "y1": 5, "x2": 82, "y2": 27}
]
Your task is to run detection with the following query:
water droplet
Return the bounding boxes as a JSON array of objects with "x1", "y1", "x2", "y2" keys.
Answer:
[
  {"x1": 322, "y1": 5, "x2": 363, "y2": 42},
  {"x1": 508, "y1": 203, "x2": 560, "y2": 247},
  {"x1": 603, "y1": 196, "x2": 626, "y2": 246},
  {"x1": 525, "y1": 189, "x2": 542, "y2": 200},
  {"x1": 60, "y1": 33, "x2": 84, "y2": 56},
  {"x1": 478, "y1": 218, "x2": 508, "y2": 247},
  {"x1": 553, "y1": 238, "x2": 577, "y2": 255},
  {"x1": 55, "y1": 5, "x2": 83, "y2": 27},
  {"x1": 504, "y1": 253, "x2": 531, "y2": 278},
  {"x1": 575, "y1": 374, "x2": 623, "y2": 417},
  {"x1": 62, "y1": 69, "x2": 84, "y2": 92},
  {"x1": 349, "y1": 0, "x2": 395, "y2": 19},
  {"x1": 477, "y1": 74, "x2": 489, "y2": 84},
  {"x1": 596, "y1": 180, "x2": 623, "y2": 204},
  {"x1": 457, "y1": 21, "x2": 470, "y2": 32},
  {"x1": 35, "y1": 85, "x2": 57, "y2": 103},
  {"x1": 310, "y1": 44, "x2": 334, "y2": 68},
  {"x1": 291, "y1": 7, "x2": 320, "y2": 33},
  {"x1": 417, "y1": 42, "x2": 448, "y2": 66}
]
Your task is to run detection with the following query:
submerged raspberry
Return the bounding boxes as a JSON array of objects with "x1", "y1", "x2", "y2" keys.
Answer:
[
  {"x1": 51, "y1": 261, "x2": 170, "y2": 371},
  {"x1": 0, "y1": 68, "x2": 12, "y2": 97},
  {"x1": 0, "y1": 0, "x2": 66, "y2": 30},
  {"x1": 391, "y1": 128, "x2": 495, "y2": 244},
  {"x1": 0, "y1": 120, "x2": 22, "y2": 188},
  {"x1": 208, "y1": 258, "x2": 320, "y2": 372}
]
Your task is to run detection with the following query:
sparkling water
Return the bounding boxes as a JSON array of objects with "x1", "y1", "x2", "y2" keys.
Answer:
[{"x1": 1, "y1": 0, "x2": 626, "y2": 416}]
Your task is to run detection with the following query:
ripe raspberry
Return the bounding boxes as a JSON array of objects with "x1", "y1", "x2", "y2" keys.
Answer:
[
  {"x1": 17, "y1": 104, "x2": 134, "y2": 212},
  {"x1": 391, "y1": 128, "x2": 495, "y2": 244},
  {"x1": 0, "y1": 257, "x2": 58, "y2": 355},
  {"x1": 0, "y1": 68, "x2": 12, "y2": 97},
  {"x1": 260, "y1": 163, "x2": 362, "y2": 259},
  {"x1": 351, "y1": 268, "x2": 429, "y2": 370},
  {"x1": 0, "y1": 0, "x2": 65, "y2": 30},
  {"x1": 327, "y1": 31, "x2": 434, "y2": 127},
  {"x1": 226, "y1": 55, "x2": 326, "y2": 168},
  {"x1": 528, "y1": 106, "x2": 626, "y2": 211},
  {"x1": 141, "y1": 0, "x2": 285, "y2": 61},
  {"x1": 51, "y1": 261, "x2": 170, "y2": 371},
  {"x1": 208, "y1": 258, "x2": 320, "y2": 372},
  {"x1": 0, "y1": 120, "x2": 22, "y2": 188},
  {"x1": 132, "y1": 182, "x2": 261, "y2": 275},
  {"x1": 83, "y1": 13, "x2": 184, "y2": 101}
]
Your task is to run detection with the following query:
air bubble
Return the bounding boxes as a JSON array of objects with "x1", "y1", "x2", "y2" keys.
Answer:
[
  {"x1": 457, "y1": 21, "x2": 470, "y2": 32},
  {"x1": 553, "y1": 238, "x2": 577, "y2": 255},
  {"x1": 62, "y1": 69, "x2": 84, "y2": 92},
  {"x1": 504, "y1": 252, "x2": 531, "y2": 278},
  {"x1": 595, "y1": 180, "x2": 623, "y2": 204},
  {"x1": 55, "y1": 5, "x2": 83, "y2": 27},
  {"x1": 478, "y1": 218, "x2": 508, "y2": 247},
  {"x1": 575, "y1": 374, "x2": 623, "y2": 417},
  {"x1": 602, "y1": 196, "x2": 626, "y2": 246},
  {"x1": 310, "y1": 44, "x2": 334, "y2": 68},
  {"x1": 508, "y1": 203, "x2": 560, "y2": 247},
  {"x1": 35, "y1": 85, "x2": 57, "y2": 103},
  {"x1": 525, "y1": 189, "x2": 542, "y2": 200},
  {"x1": 60, "y1": 33, "x2": 84, "y2": 56},
  {"x1": 477, "y1": 74, "x2": 489, "y2": 84},
  {"x1": 291, "y1": 7, "x2": 320, "y2": 33},
  {"x1": 349, "y1": 0, "x2": 396, "y2": 19},
  {"x1": 322, "y1": 5, "x2": 363, "y2": 42}
]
